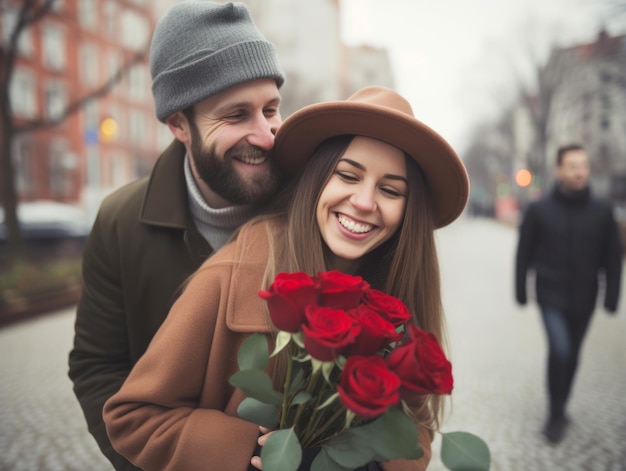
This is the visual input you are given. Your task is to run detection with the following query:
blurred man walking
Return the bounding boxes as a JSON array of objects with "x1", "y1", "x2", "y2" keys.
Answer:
[{"x1": 515, "y1": 144, "x2": 622, "y2": 444}]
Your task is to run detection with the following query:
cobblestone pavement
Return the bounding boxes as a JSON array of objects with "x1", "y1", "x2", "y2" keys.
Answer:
[
  {"x1": 428, "y1": 217, "x2": 626, "y2": 471},
  {"x1": 1, "y1": 217, "x2": 625, "y2": 471}
]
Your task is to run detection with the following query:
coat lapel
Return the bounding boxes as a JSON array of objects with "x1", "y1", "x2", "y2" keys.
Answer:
[{"x1": 226, "y1": 222, "x2": 273, "y2": 334}]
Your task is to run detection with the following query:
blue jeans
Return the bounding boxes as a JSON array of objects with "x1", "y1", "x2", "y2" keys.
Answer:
[{"x1": 540, "y1": 306, "x2": 592, "y2": 420}]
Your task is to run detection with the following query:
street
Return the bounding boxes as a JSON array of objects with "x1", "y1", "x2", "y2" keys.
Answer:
[{"x1": 1, "y1": 217, "x2": 625, "y2": 471}]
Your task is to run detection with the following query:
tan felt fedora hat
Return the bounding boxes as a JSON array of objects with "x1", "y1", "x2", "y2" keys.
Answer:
[{"x1": 273, "y1": 86, "x2": 469, "y2": 228}]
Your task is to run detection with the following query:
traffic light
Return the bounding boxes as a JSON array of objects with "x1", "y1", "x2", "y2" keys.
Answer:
[
  {"x1": 515, "y1": 169, "x2": 532, "y2": 188},
  {"x1": 99, "y1": 117, "x2": 118, "y2": 142}
]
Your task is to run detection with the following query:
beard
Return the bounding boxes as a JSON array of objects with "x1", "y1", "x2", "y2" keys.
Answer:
[{"x1": 189, "y1": 120, "x2": 281, "y2": 206}]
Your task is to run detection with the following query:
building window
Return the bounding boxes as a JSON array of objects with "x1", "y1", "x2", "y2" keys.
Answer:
[
  {"x1": 86, "y1": 147, "x2": 100, "y2": 187},
  {"x1": 79, "y1": 42, "x2": 99, "y2": 85},
  {"x1": 42, "y1": 22, "x2": 66, "y2": 71},
  {"x1": 45, "y1": 80, "x2": 67, "y2": 120},
  {"x1": 1, "y1": 8, "x2": 35, "y2": 57},
  {"x1": 78, "y1": 0, "x2": 98, "y2": 32},
  {"x1": 10, "y1": 68, "x2": 37, "y2": 118},
  {"x1": 107, "y1": 51, "x2": 123, "y2": 95},
  {"x1": 120, "y1": 9, "x2": 149, "y2": 51},
  {"x1": 104, "y1": 1, "x2": 118, "y2": 40},
  {"x1": 129, "y1": 109, "x2": 146, "y2": 145},
  {"x1": 49, "y1": 139, "x2": 74, "y2": 198},
  {"x1": 13, "y1": 136, "x2": 37, "y2": 196},
  {"x1": 111, "y1": 152, "x2": 127, "y2": 188},
  {"x1": 128, "y1": 64, "x2": 148, "y2": 101},
  {"x1": 83, "y1": 100, "x2": 99, "y2": 133}
]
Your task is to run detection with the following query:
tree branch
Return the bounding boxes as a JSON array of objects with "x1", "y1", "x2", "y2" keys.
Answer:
[{"x1": 14, "y1": 47, "x2": 148, "y2": 134}]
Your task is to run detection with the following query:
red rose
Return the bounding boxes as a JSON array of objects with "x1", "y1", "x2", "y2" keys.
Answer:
[
  {"x1": 302, "y1": 306, "x2": 361, "y2": 361},
  {"x1": 343, "y1": 305, "x2": 399, "y2": 357},
  {"x1": 316, "y1": 270, "x2": 370, "y2": 309},
  {"x1": 385, "y1": 324, "x2": 453, "y2": 399},
  {"x1": 362, "y1": 289, "x2": 412, "y2": 328},
  {"x1": 337, "y1": 355, "x2": 401, "y2": 419},
  {"x1": 259, "y1": 272, "x2": 319, "y2": 333}
]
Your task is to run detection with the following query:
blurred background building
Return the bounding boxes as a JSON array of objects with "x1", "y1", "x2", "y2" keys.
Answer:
[
  {"x1": 1, "y1": 0, "x2": 625, "y2": 245},
  {"x1": 464, "y1": 29, "x2": 626, "y2": 226},
  {"x1": 0, "y1": 0, "x2": 395, "y2": 230}
]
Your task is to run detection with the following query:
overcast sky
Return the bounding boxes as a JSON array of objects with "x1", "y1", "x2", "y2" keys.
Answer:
[{"x1": 340, "y1": 0, "x2": 626, "y2": 152}]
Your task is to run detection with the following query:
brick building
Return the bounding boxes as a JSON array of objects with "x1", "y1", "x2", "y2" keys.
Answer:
[{"x1": 2, "y1": 0, "x2": 175, "y2": 217}]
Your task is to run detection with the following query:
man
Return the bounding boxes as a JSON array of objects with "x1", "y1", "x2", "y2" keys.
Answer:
[
  {"x1": 68, "y1": 2, "x2": 285, "y2": 470},
  {"x1": 515, "y1": 144, "x2": 623, "y2": 444}
]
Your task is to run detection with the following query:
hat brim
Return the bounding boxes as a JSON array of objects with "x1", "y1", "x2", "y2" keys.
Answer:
[{"x1": 273, "y1": 101, "x2": 469, "y2": 228}]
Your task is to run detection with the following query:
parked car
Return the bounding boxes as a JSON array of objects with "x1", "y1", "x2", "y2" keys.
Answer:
[
  {"x1": 0, "y1": 201, "x2": 91, "y2": 265},
  {"x1": 0, "y1": 201, "x2": 91, "y2": 241}
]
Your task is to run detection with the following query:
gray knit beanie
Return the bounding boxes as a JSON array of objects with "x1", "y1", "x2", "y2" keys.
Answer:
[{"x1": 150, "y1": 1, "x2": 285, "y2": 122}]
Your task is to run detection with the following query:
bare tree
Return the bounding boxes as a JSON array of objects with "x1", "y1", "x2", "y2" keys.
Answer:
[{"x1": 0, "y1": 0, "x2": 148, "y2": 260}]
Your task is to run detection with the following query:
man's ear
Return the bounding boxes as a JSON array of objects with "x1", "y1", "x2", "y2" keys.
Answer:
[{"x1": 166, "y1": 112, "x2": 190, "y2": 143}]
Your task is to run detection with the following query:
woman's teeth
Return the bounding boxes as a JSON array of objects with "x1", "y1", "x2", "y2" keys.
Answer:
[{"x1": 337, "y1": 214, "x2": 373, "y2": 233}]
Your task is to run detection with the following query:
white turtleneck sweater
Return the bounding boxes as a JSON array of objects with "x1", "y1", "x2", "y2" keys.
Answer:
[{"x1": 184, "y1": 154, "x2": 255, "y2": 251}]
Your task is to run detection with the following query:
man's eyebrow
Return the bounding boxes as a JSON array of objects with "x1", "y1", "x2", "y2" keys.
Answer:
[
  {"x1": 215, "y1": 97, "x2": 281, "y2": 114},
  {"x1": 338, "y1": 158, "x2": 408, "y2": 183}
]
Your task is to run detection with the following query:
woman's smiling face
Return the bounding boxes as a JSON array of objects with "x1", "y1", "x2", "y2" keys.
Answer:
[{"x1": 316, "y1": 136, "x2": 408, "y2": 272}]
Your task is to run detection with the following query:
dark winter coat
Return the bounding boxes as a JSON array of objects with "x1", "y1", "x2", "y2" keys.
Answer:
[
  {"x1": 515, "y1": 184, "x2": 622, "y2": 315},
  {"x1": 68, "y1": 140, "x2": 213, "y2": 471}
]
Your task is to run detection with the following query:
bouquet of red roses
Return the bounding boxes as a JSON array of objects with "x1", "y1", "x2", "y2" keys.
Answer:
[{"x1": 229, "y1": 271, "x2": 489, "y2": 471}]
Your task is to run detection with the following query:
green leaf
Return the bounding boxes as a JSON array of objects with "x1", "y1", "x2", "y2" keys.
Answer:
[
  {"x1": 317, "y1": 392, "x2": 339, "y2": 410},
  {"x1": 294, "y1": 354, "x2": 312, "y2": 363},
  {"x1": 292, "y1": 391, "x2": 312, "y2": 406},
  {"x1": 321, "y1": 360, "x2": 336, "y2": 383},
  {"x1": 261, "y1": 427, "x2": 302, "y2": 471},
  {"x1": 292, "y1": 331, "x2": 305, "y2": 348},
  {"x1": 312, "y1": 448, "x2": 352, "y2": 471},
  {"x1": 375, "y1": 407, "x2": 423, "y2": 460},
  {"x1": 344, "y1": 409, "x2": 356, "y2": 429},
  {"x1": 271, "y1": 330, "x2": 292, "y2": 357},
  {"x1": 288, "y1": 364, "x2": 306, "y2": 393},
  {"x1": 336, "y1": 407, "x2": 421, "y2": 463},
  {"x1": 324, "y1": 428, "x2": 374, "y2": 468},
  {"x1": 311, "y1": 358, "x2": 324, "y2": 374},
  {"x1": 236, "y1": 397, "x2": 279, "y2": 429},
  {"x1": 228, "y1": 369, "x2": 283, "y2": 405},
  {"x1": 441, "y1": 431, "x2": 491, "y2": 471},
  {"x1": 237, "y1": 333, "x2": 269, "y2": 370}
]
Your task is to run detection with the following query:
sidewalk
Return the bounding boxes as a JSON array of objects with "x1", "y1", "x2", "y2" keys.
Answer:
[{"x1": 0, "y1": 217, "x2": 624, "y2": 471}]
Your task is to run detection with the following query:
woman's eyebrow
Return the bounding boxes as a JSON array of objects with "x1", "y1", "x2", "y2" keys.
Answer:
[
  {"x1": 339, "y1": 158, "x2": 408, "y2": 183},
  {"x1": 339, "y1": 158, "x2": 365, "y2": 170}
]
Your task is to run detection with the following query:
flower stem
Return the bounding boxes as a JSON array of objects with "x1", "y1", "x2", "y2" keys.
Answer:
[
  {"x1": 305, "y1": 404, "x2": 346, "y2": 447},
  {"x1": 280, "y1": 342, "x2": 294, "y2": 430}
]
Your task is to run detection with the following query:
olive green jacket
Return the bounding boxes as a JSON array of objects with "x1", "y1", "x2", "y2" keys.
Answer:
[{"x1": 68, "y1": 140, "x2": 213, "y2": 471}]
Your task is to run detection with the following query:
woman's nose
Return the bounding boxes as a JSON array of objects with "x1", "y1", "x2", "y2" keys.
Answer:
[{"x1": 349, "y1": 185, "x2": 377, "y2": 212}]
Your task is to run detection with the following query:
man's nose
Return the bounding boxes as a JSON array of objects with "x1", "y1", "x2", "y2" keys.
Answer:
[{"x1": 247, "y1": 116, "x2": 279, "y2": 151}]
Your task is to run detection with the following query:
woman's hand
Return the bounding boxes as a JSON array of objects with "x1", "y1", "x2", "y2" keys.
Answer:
[{"x1": 250, "y1": 426, "x2": 273, "y2": 470}]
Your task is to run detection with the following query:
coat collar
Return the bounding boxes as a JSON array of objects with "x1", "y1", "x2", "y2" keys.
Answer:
[
  {"x1": 140, "y1": 139, "x2": 189, "y2": 228},
  {"x1": 552, "y1": 183, "x2": 591, "y2": 207},
  {"x1": 139, "y1": 139, "x2": 212, "y2": 262},
  {"x1": 224, "y1": 221, "x2": 273, "y2": 333}
]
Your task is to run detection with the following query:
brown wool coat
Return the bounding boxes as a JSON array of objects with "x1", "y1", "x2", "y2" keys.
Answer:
[{"x1": 103, "y1": 221, "x2": 432, "y2": 471}]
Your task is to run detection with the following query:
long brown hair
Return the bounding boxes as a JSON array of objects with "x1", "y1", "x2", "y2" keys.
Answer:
[{"x1": 245, "y1": 135, "x2": 447, "y2": 429}]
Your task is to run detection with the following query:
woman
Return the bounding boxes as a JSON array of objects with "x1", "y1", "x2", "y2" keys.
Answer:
[{"x1": 103, "y1": 86, "x2": 469, "y2": 471}]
